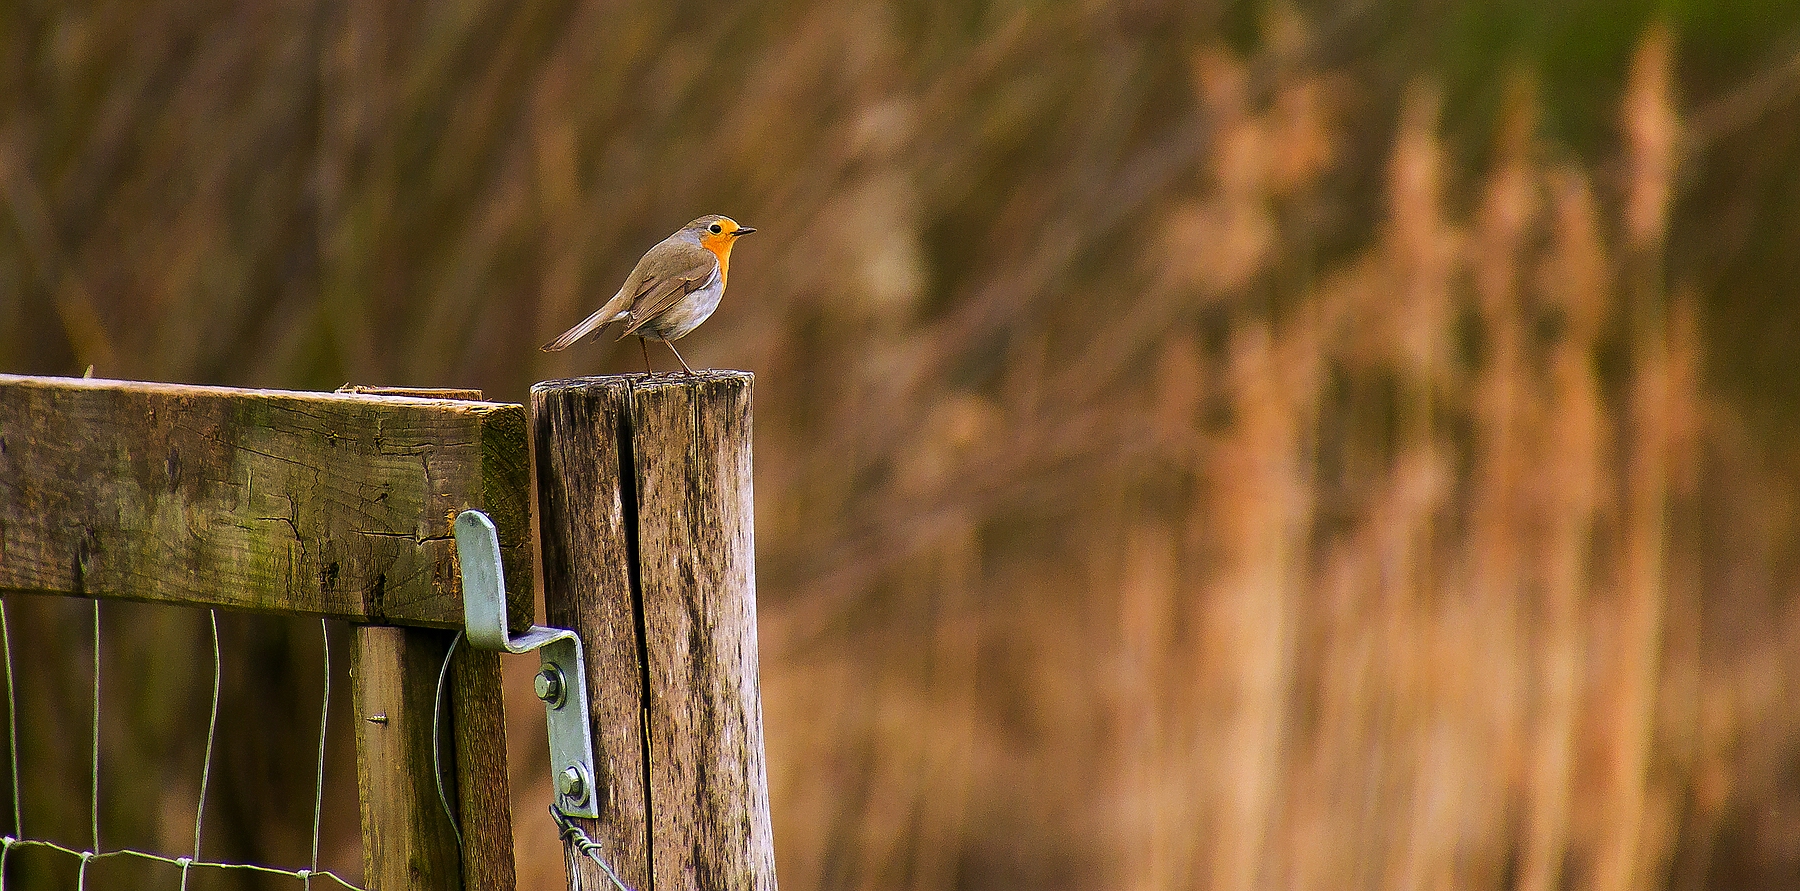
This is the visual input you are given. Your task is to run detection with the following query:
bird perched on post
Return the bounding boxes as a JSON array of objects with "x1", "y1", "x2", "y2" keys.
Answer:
[{"x1": 542, "y1": 214, "x2": 755, "y2": 375}]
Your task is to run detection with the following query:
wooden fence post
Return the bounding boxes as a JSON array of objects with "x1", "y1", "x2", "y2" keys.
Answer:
[
  {"x1": 349, "y1": 385, "x2": 522, "y2": 891},
  {"x1": 532, "y1": 372, "x2": 777, "y2": 891},
  {"x1": 353, "y1": 625, "x2": 463, "y2": 889}
]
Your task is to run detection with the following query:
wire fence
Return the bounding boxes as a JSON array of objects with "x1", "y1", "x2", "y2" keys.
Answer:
[{"x1": 0, "y1": 596, "x2": 364, "y2": 891}]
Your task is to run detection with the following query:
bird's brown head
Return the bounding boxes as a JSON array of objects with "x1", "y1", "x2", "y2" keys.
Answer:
[{"x1": 689, "y1": 215, "x2": 755, "y2": 261}]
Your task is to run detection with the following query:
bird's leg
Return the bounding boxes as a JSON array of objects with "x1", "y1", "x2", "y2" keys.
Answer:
[
  {"x1": 639, "y1": 338, "x2": 656, "y2": 375},
  {"x1": 666, "y1": 341, "x2": 697, "y2": 376}
]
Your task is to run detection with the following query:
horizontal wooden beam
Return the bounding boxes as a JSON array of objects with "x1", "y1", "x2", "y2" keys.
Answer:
[{"x1": 0, "y1": 374, "x2": 531, "y2": 629}]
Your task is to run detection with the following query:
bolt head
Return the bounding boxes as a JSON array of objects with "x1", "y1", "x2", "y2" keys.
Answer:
[
  {"x1": 534, "y1": 666, "x2": 566, "y2": 706},
  {"x1": 558, "y1": 765, "x2": 588, "y2": 803}
]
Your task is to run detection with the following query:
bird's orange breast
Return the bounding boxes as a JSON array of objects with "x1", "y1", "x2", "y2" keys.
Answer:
[{"x1": 699, "y1": 232, "x2": 736, "y2": 286}]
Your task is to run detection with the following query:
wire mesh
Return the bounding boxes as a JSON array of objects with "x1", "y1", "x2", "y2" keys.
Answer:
[{"x1": 0, "y1": 597, "x2": 365, "y2": 891}]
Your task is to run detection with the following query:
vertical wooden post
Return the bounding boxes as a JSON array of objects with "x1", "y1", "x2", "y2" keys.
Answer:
[
  {"x1": 352, "y1": 570, "x2": 519, "y2": 891},
  {"x1": 352, "y1": 626, "x2": 463, "y2": 890},
  {"x1": 531, "y1": 379, "x2": 650, "y2": 889},
  {"x1": 451, "y1": 646, "x2": 520, "y2": 889},
  {"x1": 351, "y1": 386, "x2": 521, "y2": 891},
  {"x1": 533, "y1": 372, "x2": 777, "y2": 891}
]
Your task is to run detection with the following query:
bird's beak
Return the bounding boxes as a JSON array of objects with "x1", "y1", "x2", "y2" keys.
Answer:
[{"x1": 733, "y1": 227, "x2": 756, "y2": 236}]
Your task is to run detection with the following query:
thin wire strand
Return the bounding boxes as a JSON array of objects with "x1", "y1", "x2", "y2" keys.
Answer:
[
  {"x1": 183, "y1": 610, "x2": 222, "y2": 891},
  {"x1": 0, "y1": 597, "x2": 19, "y2": 837},
  {"x1": 309, "y1": 619, "x2": 330, "y2": 890},
  {"x1": 4, "y1": 837, "x2": 363, "y2": 890},
  {"x1": 432, "y1": 631, "x2": 465, "y2": 853},
  {"x1": 0, "y1": 609, "x2": 372, "y2": 891},
  {"x1": 551, "y1": 806, "x2": 635, "y2": 891},
  {"x1": 89, "y1": 600, "x2": 100, "y2": 856}
]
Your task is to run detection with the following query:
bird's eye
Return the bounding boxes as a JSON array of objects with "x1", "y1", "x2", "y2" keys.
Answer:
[{"x1": 709, "y1": 223, "x2": 723, "y2": 234}]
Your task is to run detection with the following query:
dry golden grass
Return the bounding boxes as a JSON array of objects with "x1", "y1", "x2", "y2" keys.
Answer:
[{"x1": 755, "y1": 22, "x2": 1740, "y2": 891}]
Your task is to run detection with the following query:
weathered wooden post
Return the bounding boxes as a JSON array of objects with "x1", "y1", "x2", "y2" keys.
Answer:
[
  {"x1": 346, "y1": 386, "x2": 527, "y2": 891},
  {"x1": 531, "y1": 372, "x2": 776, "y2": 891}
]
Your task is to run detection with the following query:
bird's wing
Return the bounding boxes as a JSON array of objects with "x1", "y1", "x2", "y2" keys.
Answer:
[
  {"x1": 542, "y1": 239, "x2": 713, "y2": 351},
  {"x1": 616, "y1": 248, "x2": 720, "y2": 338}
]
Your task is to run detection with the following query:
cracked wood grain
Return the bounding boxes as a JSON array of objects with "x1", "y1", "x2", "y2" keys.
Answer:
[
  {"x1": 533, "y1": 377, "x2": 651, "y2": 891},
  {"x1": 533, "y1": 372, "x2": 776, "y2": 891},
  {"x1": 0, "y1": 374, "x2": 531, "y2": 630},
  {"x1": 351, "y1": 385, "x2": 518, "y2": 891}
]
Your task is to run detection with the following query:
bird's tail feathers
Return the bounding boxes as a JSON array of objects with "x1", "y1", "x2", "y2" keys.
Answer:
[{"x1": 541, "y1": 292, "x2": 629, "y2": 351}]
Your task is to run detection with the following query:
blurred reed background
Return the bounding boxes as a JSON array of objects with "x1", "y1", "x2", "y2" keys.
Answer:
[{"x1": 6, "y1": 1, "x2": 1800, "y2": 888}]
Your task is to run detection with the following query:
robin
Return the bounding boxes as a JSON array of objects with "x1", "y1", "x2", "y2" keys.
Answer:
[{"x1": 541, "y1": 214, "x2": 755, "y2": 374}]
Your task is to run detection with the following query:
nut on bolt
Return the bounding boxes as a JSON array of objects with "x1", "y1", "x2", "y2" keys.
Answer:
[
  {"x1": 558, "y1": 765, "x2": 588, "y2": 804},
  {"x1": 535, "y1": 664, "x2": 567, "y2": 707}
]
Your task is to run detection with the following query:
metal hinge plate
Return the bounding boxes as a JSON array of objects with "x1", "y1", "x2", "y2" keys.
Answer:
[{"x1": 454, "y1": 509, "x2": 601, "y2": 818}]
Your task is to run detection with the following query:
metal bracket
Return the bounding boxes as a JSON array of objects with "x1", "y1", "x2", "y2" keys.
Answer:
[{"x1": 454, "y1": 509, "x2": 601, "y2": 818}]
